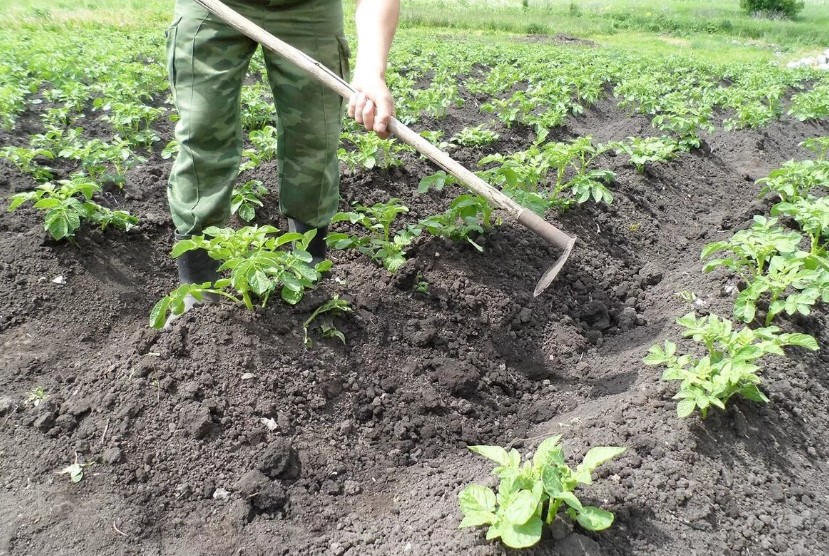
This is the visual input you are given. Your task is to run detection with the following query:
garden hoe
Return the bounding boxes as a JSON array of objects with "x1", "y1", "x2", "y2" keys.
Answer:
[{"x1": 194, "y1": 0, "x2": 577, "y2": 295}]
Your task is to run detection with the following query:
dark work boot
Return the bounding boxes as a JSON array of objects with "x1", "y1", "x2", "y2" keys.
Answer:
[
  {"x1": 177, "y1": 243, "x2": 221, "y2": 285},
  {"x1": 287, "y1": 218, "x2": 328, "y2": 265},
  {"x1": 164, "y1": 235, "x2": 221, "y2": 329}
]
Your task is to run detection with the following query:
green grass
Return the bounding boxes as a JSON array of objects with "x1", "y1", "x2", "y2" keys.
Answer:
[
  {"x1": 0, "y1": 0, "x2": 169, "y2": 27},
  {"x1": 398, "y1": 0, "x2": 829, "y2": 58},
  {"x1": 1, "y1": 0, "x2": 827, "y2": 63}
]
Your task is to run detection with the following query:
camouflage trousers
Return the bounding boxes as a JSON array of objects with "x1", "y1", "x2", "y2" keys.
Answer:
[{"x1": 165, "y1": 0, "x2": 349, "y2": 234}]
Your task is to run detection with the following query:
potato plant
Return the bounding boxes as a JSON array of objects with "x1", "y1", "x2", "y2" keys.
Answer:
[
  {"x1": 644, "y1": 313, "x2": 818, "y2": 418},
  {"x1": 303, "y1": 295, "x2": 352, "y2": 349},
  {"x1": 788, "y1": 83, "x2": 829, "y2": 122},
  {"x1": 757, "y1": 160, "x2": 829, "y2": 203},
  {"x1": 58, "y1": 137, "x2": 140, "y2": 187},
  {"x1": 240, "y1": 125, "x2": 278, "y2": 171},
  {"x1": 702, "y1": 216, "x2": 802, "y2": 281},
  {"x1": 8, "y1": 175, "x2": 138, "y2": 241},
  {"x1": 150, "y1": 226, "x2": 331, "y2": 328},
  {"x1": 459, "y1": 436, "x2": 625, "y2": 548},
  {"x1": 241, "y1": 83, "x2": 277, "y2": 130},
  {"x1": 451, "y1": 124, "x2": 499, "y2": 148},
  {"x1": 419, "y1": 193, "x2": 496, "y2": 252},
  {"x1": 478, "y1": 135, "x2": 615, "y2": 213},
  {"x1": 801, "y1": 137, "x2": 829, "y2": 162},
  {"x1": 652, "y1": 103, "x2": 714, "y2": 151},
  {"x1": 99, "y1": 100, "x2": 164, "y2": 147},
  {"x1": 610, "y1": 136, "x2": 679, "y2": 174},
  {"x1": 0, "y1": 146, "x2": 55, "y2": 182},
  {"x1": 733, "y1": 253, "x2": 829, "y2": 325},
  {"x1": 231, "y1": 179, "x2": 268, "y2": 223},
  {"x1": 338, "y1": 128, "x2": 413, "y2": 172},
  {"x1": 326, "y1": 199, "x2": 420, "y2": 272},
  {"x1": 771, "y1": 196, "x2": 829, "y2": 255}
]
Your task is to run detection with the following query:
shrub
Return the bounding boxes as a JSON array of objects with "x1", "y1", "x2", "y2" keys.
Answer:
[{"x1": 739, "y1": 0, "x2": 804, "y2": 19}]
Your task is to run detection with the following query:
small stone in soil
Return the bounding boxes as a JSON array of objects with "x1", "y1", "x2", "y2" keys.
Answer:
[
  {"x1": 550, "y1": 516, "x2": 572, "y2": 540},
  {"x1": 617, "y1": 306, "x2": 637, "y2": 331},
  {"x1": 34, "y1": 412, "x2": 56, "y2": 433},
  {"x1": 179, "y1": 403, "x2": 213, "y2": 439},
  {"x1": 252, "y1": 481, "x2": 288, "y2": 512},
  {"x1": 343, "y1": 480, "x2": 361, "y2": 495},
  {"x1": 226, "y1": 498, "x2": 254, "y2": 528},
  {"x1": 212, "y1": 487, "x2": 230, "y2": 501},
  {"x1": 638, "y1": 262, "x2": 664, "y2": 288},
  {"x1": 556, "y1": 532, "x2": 602, "y2": 556},
  {"x1": 258, "y1": 438, "x2": 301, "y2": 480},
  {"x1": 434, "y1": 358, "x2": 479, "y2": 398},
  {"x1": 234, "y1": 469, "x2": 269, "y2": 496},
  {"x1": 102, "y1": 447, "x2": 123, "y2": 464}
]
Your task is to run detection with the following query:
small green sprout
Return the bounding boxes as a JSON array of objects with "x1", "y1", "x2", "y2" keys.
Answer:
[
  {"x1": 303, "y1": 295, "x2": 353, "y2": 348},
  {"x1": 459, "y1": 436, "x2": 625, "y2": 549},
  {"x1": 27, "y1": 386, "x2": 47, "y2": 407}
]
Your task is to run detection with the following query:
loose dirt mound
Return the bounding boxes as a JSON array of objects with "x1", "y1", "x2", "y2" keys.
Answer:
[{"x1": 1, "y1": 88, "x2": 828, "y2": 556}]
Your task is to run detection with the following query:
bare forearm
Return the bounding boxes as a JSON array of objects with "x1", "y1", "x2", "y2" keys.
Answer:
[{"x1": 354, "y1": 0, "x2": 400, "y2": 79}]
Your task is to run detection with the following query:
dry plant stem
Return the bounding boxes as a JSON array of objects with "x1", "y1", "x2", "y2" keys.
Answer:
[
  {"x1": 1, "y1": 404, "x2": 19, "y2": 429},
  {"x1": 100, "y1": 418, "x2": 110, "y2": 446},
  {"x1": 112, "y1": 521, "x2": 130, "y2": 538}
]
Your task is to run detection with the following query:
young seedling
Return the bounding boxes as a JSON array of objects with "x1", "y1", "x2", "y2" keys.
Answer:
[
  {"x1": 758, "y1": 160, "x2": 829, "y2": 203},
  {"x1": 326, "y1": 199, "x2": 420, "y2": 273},
  {"x1": 789, "y1": 85, "x2": 829, "y2": 122},
  {"x1": 644, "y1": 312, "x2": 818, "y2": 417},
  {"x1": 241, "y1": 83, "x2": 277, "y2": 130},
  {"x1": 459, "y1": 436, "x2": 625, "y2": 549},
  {"x1": 0, "y1": 146, "x2": 55, "y2": 182},
  {"x1": 413, "y1": 273, "x2": 429, "y2": 294},
  {"x1": 702, "y1": 216, "x2": 802, "y2": 281},
  {"x1": 801, "y1": 137, "x2": 829, "y2": 162},
  {"x1": 451, "y1": 124, "x2": 499, "y2": 148},
  {"x1": 338, "y1": 129, "x2": 412, "y2": 172},
  {"x1": 161, "y1": 140, "x2": 180, "y2": 160},
  {"x1": 419, "y1": 194, "x2": 495, "y2": 252},
  {"x1": 419, "y1": 130, "x2": 452, "y2": 152},
  {"x1": 100, "y1": 100, "x2": 163, "y2": 147},
  {"x1": 26, "y1": 386, "x2": 47, "y2": 407},
  {"x1": 150, "y1": 225, "x2": 331, "y2": 328},
  {"x1": 231, "y1": 179, "x2": 268, "y2": 222},
  {"x1": 8, "y1": 175, "x2": 138, "y2": 241},
  {"x1": 734, "y1": 252, "x2": 829, "y2": 325},
  {"x1": 478, "y1": 135, "x2": 614, "y2": 212},
  {"x1": 59, "y1": 452, "x2": 90, "y2": 483},
  {"x1": 771, "y1": 196, "x2": 829, "y2": 255},
  {"x1": 303, "y1": 295, "x2": 352, "y2": 348},
  {"x1": 58, "y1": 137, "x2": 141, "y2": 186},
  {"x1": 652, "y1": 103, "x2": 714, "y2": 152},
  {"x1": 240, "y1": 125, "x2": 278, "y2": 171},
  {"x1": 611, "y1": 136, "x2": 679, "y2": 174}
]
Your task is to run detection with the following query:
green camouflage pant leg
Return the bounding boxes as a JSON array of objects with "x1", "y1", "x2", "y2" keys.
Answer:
[
  {"x1": 166, "y1": 0, "x2": 258, "y2": 236},
  {"x1": 166, "y1": 0, "x2": 347, "y2": 235},
  {"x1": 262, "y1": 24, "x2": 349, "y2": 229}
]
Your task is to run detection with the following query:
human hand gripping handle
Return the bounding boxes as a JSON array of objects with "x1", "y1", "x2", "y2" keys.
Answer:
[
  {"x1": 348, "y1": 71, "x2": 394, "y2": 139},
  {"x1": 348, "y1": 0, "x2": 400, "y2": 138}
]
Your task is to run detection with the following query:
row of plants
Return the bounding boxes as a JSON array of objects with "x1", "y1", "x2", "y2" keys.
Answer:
[
  {"x1": 4, "y1": 27, "x2": 828, "y2": 216},
  {"x1": 645, "y1": 137, "x2": 829, "y2": 418}
]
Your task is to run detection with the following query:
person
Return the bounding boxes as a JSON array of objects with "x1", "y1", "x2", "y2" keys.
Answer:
[{"x1": 164, "y1": 0, "x2": 399, "y2": 295}]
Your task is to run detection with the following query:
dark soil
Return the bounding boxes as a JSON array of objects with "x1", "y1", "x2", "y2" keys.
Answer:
[{"x1": 1, "y1": 76, "x2": 829, "y2": 556}]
